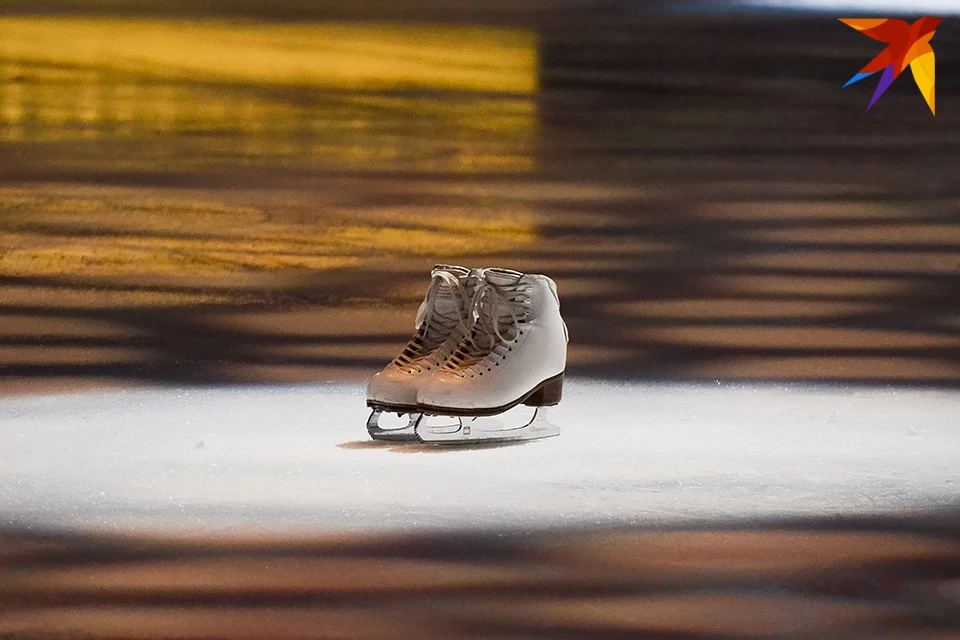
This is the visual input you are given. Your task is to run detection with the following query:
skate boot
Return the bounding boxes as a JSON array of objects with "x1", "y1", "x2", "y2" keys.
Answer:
[
  {"x1": 416, "y1": 267, "x2": 567, "y2": 444},
  {"x1": 366, "y1": 265, "x2": 475, "y2": 441}
]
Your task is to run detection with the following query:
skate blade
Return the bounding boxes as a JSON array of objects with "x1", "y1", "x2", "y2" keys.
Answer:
[
  {"x1": 415, "y1": 406, "x2": 559, "y2": 445},
  {"x1": 366, "y1": 409, "x2": 423, "y2": 443}
]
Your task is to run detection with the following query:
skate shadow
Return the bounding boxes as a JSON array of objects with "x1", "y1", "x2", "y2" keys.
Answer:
[
  {"x1": 336, "y1": 440, "x2": 400, "y2": 450},
  {"x1": 337, "y1": 439, "x2": 534, "y2": 453}
]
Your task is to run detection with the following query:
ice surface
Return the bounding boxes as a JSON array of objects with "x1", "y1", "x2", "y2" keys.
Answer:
[{"x1": 1, "y1": 380, "x2": 958, "y2": 534}]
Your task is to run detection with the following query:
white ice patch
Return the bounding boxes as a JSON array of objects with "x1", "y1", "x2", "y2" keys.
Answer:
[{"x1": 1, "y1": 380, "x2": 958, "y2": 534}]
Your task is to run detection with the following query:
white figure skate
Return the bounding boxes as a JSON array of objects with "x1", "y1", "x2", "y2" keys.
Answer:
[
  {"x1": 415, "y1": 268, "x2": 567, "y2": 444},
  {"x1": 366, "y1": 265, "x2": 474, "y2": 441}
]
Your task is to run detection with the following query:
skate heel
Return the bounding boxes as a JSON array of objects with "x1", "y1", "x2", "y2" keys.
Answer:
[{"x1": 523, "y1": 373, "x2": 564, "y2": 407}]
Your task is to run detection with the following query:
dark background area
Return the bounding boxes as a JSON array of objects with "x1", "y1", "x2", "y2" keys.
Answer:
[
  {"x1": 1, "y1": 2, "x2": 958, "y2": 392},
  {"x1": 4, "y1": 509, "x2": 960, "y2": 639}
]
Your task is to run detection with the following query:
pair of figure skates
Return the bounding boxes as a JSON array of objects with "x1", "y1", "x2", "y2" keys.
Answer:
[{"x1": 366, "y1": 265, "x2": 568, "y2": 444}]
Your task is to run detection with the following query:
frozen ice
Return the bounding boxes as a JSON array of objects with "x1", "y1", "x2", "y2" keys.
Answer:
[{"x1": 1, "y1": 380, "x2": 958, "y2": 534}]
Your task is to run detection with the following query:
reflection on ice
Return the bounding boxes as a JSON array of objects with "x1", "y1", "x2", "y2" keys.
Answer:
[
  {"x1": 0, "y1": 61, "x2": 536, "y2": 172},
  {"x1": 0, "y1": 17, "x2": 539, "y2": 173}
]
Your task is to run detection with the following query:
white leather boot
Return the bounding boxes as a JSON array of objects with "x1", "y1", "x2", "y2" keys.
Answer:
[
  {"x1": 416, "y1": 268, "x2": 567, "y2": 438},
  {"x1": 365, "y1": 265, "x2": 475, "y2": 440}
]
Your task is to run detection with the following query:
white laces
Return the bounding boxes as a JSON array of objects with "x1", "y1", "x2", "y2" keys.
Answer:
[
  {"x1": 393, "y1": 270, "x2": 469, "y2": 373},
  {"x1": 470, "y1": 281, "x2": 520, "y2": 344},
  {"x1": 416, "y1": 270, "x2": 470, "y2": 336},
  {"x1": 443, "y1": 279, "x2": 531, "y2": 374}
]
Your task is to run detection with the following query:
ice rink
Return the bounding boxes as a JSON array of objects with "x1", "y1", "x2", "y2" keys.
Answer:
[{"x1": 3, "y1": 380, "x2": 958, "y2": 534}]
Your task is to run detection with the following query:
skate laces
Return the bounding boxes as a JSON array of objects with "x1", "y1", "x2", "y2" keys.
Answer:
[
  {"x1": 392, "y1": 270, "x2": 469, "y2": 373},
  {"x1": 443, "y1": 280, "x2": 530, "y2": 374}
]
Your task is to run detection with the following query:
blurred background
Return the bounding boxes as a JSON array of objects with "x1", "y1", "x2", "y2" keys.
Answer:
[
  {"x1": 3, "y1": 2, "x2": 960, "y2": 638},
  {"x1": 2, "y1": 0, "x2": 958, "y2": 393}
]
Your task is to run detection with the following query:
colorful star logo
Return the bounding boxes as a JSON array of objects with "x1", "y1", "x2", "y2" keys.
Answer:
[{"x1": 840, "y1": 17, "x2": 940, "y2": 114}]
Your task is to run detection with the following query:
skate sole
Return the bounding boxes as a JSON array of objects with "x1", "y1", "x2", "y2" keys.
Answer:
[
  {"x1": 366, "y1": 401, "x2": 420, "y2": 412},
  {"x1": 417, "y1": 372, "x2": 564, "y2": 418}
]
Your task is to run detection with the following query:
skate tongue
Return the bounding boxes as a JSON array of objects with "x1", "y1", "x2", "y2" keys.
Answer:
[
  {"x1": 415, "y1": 265, "x2": 470, "y2": 340},
  {"x1": 430, "y1": 273, "x2": 465, "y2": 316},
  {"x1": 429, "y1": 265, "x2": 469, "y2": 303},
  {"x1": 483, "y1": 268, "x2": 523, "y2": 287}
]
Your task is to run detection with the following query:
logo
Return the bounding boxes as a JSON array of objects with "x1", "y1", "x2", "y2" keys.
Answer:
[{"x1": 840, "y1": 17, "x2": 940, "y2": 114}]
